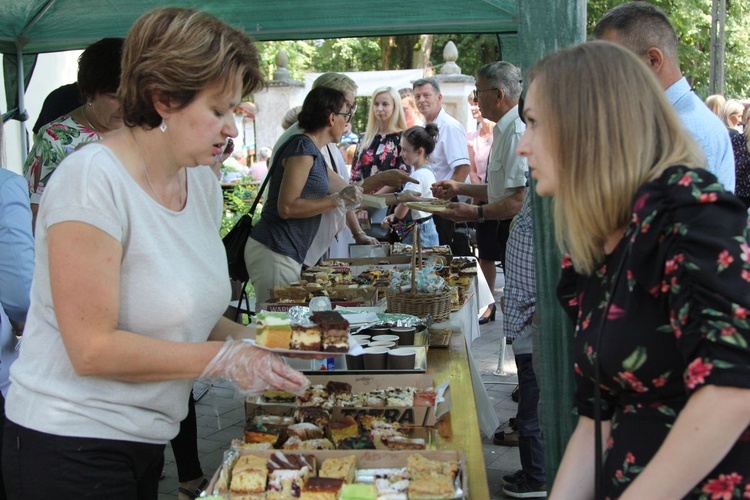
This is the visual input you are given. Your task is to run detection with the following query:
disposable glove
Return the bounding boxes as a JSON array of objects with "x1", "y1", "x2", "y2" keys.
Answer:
[
  {"x1": 199, "y1": 339, "x2": 310, "y2": 396},
  {"x1": 330, "y1": 185, "x2": 363, "y2": 211}
]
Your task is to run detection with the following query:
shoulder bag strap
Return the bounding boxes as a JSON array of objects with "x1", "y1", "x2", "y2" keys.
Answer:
[
  {"x1": 247, "y1": 133, "x2": 305, "y2": 215},
  {"x1": 325, "y1": 144, "x2": 338, "y2": 174}
]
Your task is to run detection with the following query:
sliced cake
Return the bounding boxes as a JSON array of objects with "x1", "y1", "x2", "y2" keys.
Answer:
[
  {"x1": 290, "y1": 323, "x2": 323, "y2": 351},
  {"x1": 267, "y1": 452, "x2": 316, "y2": 498},
  {"x1": 407, "y1": 477, "x2": 455, "y2": 499},
  {"x1": 339, "y1": 483, "x2": 377, "y2": 500},
  {"x1": 230, "y1": 455, "x2": 268, "y2": 495},
  {"x1": 243, "y1": 422, "x2": 280, "y2": 445},
  {"x1": 255, "y1": 312, "x2": 293, "y2": 349},
  {"x1": 286, "y1": 422, "x2": 325, "y2": 441},
  {"x1": 300, "y1": 477, "x2": 345, "y2": 500},
  {"x1": 310, "y1": 311, "x2": 350, "y2": 353},
  {"x1": 326, "y1": 416, "x2": 359, "y2": 446},
  {"x1": 319, "y1": 455, "x2": 356, "y2": 483}
]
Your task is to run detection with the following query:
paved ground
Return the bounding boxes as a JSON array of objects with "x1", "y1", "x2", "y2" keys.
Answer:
[{"x1": 158, "y1": 271, "x2": 521, "y2": 499}]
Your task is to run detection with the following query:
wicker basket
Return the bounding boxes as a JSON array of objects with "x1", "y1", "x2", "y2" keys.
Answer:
[
  {"x1": 386, "y1": 289, "x2": 452, "y2": 323},
  {"x1": 385, "y1": 225, "x2": 452, "y2": 323}
]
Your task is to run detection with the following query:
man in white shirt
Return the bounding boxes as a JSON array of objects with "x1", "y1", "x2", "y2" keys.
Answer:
[
  {"x1": 413, "y1": 77, "x2": 470, "y2": 246},
  {"x1": 432, "y1": 62, "x2": 527, "y2": 265}
]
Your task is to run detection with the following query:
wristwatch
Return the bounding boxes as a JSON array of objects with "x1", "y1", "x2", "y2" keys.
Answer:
[{"x1": 477, "y1": 205, "x2": 486, "y2": 224}]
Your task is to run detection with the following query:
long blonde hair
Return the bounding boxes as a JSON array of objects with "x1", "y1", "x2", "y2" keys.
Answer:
[
  {"x1": 528, "y1": 41, "x2": 703, "y2": 275},
  {"x1": 361, "y1": 87, "x2": 407, "y2": 149}
]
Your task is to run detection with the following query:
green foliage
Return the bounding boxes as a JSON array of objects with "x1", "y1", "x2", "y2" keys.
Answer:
[
  {"x1": 255, "y1": 40, "x2": 317, "y2": 81},
  {"x1": 220, "y1": 183, "x2": 262, "y2": 237},
  {"x1": 311, "y1": 38, "x2": 382, "y2": 72},
  {"x1": 254, "y1": 1, "x2": 749, "y2": 100},
  {"x1": 431, "y1": 34, "x2": 502, "y2": 77},
  {"x1": 587, "y1": 0, "x2": 750, "y2": 98}
]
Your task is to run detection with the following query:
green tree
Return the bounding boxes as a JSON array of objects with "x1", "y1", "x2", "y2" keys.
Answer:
[
  {"x1": 311, "y1": 38, "x2": 382, "y2": 72},
  {"x1": 431, "y1": 34, "x2": 502, "y2": 77},
  {"x1": 255, "y1": 40, "x2": 318, "y2": 81},
  {"x1": 587, "y1": 0, "x2": 750, "y2": 98}
]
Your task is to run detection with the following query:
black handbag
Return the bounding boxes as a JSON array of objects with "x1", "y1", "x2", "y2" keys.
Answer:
[
  {"x1": 450, "y1": 222, "x2": 476, "y2": 256},
  {"x1": 222, "y1": 134, "x2": 301, "y2": 282}
]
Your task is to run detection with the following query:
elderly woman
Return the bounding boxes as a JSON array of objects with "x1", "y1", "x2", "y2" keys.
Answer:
[
  {"x1": 3, "y1": 9, "x2": 307, "y2": 499},
  {"x1": 245, "y1": 86, "x2": 363, "y2": 306},
  {"x1": 518, "y1": 41, "x2": 750, "y2": 499},
  {"x1": 23, "y1": 38, "x2": 124, "y2": 226}
]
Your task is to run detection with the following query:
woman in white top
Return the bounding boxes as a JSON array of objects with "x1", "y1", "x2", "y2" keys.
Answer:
[
  {"x1": 382, "y1": 124, "x2": 441, "y2": 247},
  {"x1": 3, "y1": 8, "x2": 307, "y2": 499}
]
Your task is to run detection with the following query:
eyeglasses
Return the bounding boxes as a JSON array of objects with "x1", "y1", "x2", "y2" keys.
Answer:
[
  {"x1": 335, "y1": 111, "x2": 354, "y2": 123},
  {"x1": 473, "y1": 87, "x2": 499, "y2": 102}
]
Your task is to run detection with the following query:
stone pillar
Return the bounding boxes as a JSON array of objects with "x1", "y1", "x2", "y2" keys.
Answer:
[
  {"x1": 432, "y1": 40, "x2": 476, "y2": 133},
  {"x1": 253, "y1": 49, "x2": 305, "y2": 152}
]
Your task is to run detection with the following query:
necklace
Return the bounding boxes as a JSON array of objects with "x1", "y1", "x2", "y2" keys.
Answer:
[
  {"x1": 80, "y1": 105, "x2": 97, "y2": 133},
  {"x1": 131, "y1": 129, "x2": 184, "y2": 208}
]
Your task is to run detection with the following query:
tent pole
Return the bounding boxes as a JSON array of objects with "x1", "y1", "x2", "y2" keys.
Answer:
[{"x1": 16, "y1": 43, "x2": 28, "y2": 163}]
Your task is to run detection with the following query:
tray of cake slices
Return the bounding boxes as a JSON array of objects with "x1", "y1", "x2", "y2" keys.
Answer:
[
  {"x1": 239, "y1": 408, "x2": 437, "y2": 453},
  {"x1": 247, "y1": 310, "x2": 365, "y2": 357},
  {"x1": 246, "y1": 375, "x2": 450, "y2": 428},
  {"x1": 207, "y1": 449, "x2": 467, "y2": 499}
]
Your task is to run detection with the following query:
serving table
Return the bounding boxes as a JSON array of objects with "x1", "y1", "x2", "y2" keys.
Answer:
[{"x1": 428, "y1": 329, "x2": 490, "y2": 499}]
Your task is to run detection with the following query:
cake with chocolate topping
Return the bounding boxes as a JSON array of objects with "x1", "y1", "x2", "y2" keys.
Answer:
[
  {"x1": 310, "y1": 311, "x2": 350, "y2": 353},
  {"x1": 300, "y1": 477, "x2": 345, "y2": 499},
  {"x1": 290, "y1": 323, "x2": 323, "y2": 351}
]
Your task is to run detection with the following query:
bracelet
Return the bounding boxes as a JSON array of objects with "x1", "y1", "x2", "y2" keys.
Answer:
[
  {"x1": 394, "y1": 192, "x2": 400, "y2": 202},
  {"x1": 355, "y1": 230, "x2": 366, "y2": 236}
]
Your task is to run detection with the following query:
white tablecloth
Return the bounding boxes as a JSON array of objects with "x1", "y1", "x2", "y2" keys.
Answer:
[{"x1": 436, "y1": 279, "x2": 500, "y2": 438}]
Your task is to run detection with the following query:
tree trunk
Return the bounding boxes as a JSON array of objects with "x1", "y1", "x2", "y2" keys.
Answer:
[{"x1": 418, "y1": 34, "x2": 433, "y2": 74}]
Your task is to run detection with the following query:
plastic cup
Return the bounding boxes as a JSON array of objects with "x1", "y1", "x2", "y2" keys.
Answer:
[
  {"x1": 309, "y1": 296, "x2": 332, "y2": 312},
  {"x1": 365, "y1": 325, "x2": 391, "y2": 336},
  {"x1": 390, "y1": 327, "x2": 416, "y2": 345},
  {"x1": 363, "y1": 347, "x2": 389, "y2": 370},
  {"x1": 345, "y1": 353, "x2": 365, "y2": 370},
  {"x1": 368, "y1": 341, "x2": 395, "y2": 349},
  {"x1": 351, "y1": 335, "x2": 371, "y2": 345},
  {"x1": 371, "y1": 334, "x2": 400, "y2": 346},
  {"x1": 388, "y1": 347, "x2": 417, "y2": 370}
]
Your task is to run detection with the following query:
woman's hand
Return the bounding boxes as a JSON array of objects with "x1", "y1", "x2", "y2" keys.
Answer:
[
  {"x1": 361, "y1": 170, "x2": 418, "y2": 192},
  {"x1": 354, "y1": 232, "x2": 379, "y2": 245},
  {"x1": 381, "y1": 214, "x2": 397, "y2": 228},
  {"x1": 199, "y1": 339, "x2": 309, "y2": 395},
  {"x1": 331, "y1": 185, "x2": 363, "y2": 211}
]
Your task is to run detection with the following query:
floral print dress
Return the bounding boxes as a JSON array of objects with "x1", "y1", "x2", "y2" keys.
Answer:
[
  {"x1": 349, "y1": 132, "x2": 409, "y2": 184},
  {"x1": 558, "y1": 166, "x2": 750, "y2": 499},
  {"x1": 23, "y1": 114, "x2": 100, "y2": 204}
]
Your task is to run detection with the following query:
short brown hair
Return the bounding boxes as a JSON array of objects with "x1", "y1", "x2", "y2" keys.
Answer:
[{"x1": 120, "y1": 7, "x2": 264, "y2": 128}]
